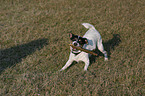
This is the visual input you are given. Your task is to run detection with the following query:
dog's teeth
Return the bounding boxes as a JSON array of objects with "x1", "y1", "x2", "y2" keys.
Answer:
[{"x1": 73, "y1": 48, "x2": 76, "y2": 50}]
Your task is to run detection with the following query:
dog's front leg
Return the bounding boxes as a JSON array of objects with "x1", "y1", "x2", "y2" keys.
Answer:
[{"x1": 60, "y1": 59, "x2": 73, "y2": 71}]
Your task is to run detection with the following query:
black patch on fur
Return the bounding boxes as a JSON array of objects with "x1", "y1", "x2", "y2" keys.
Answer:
[{"x1": 78, "y1": 37, "x2": 88, "y2": 45}]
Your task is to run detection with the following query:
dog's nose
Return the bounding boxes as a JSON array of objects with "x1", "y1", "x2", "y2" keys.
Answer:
[{"x1": 74, "y1": 43, "x2": 78, "y2": 46}]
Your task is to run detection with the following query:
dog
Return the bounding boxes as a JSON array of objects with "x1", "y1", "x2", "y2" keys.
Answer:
[{"x1": 60, "y1": 23, "x2": 108, "y2": 71}]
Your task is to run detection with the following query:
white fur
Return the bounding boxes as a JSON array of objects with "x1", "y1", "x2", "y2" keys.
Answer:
[{"x1": 60, "y1": 23, "x2": 108, "y2": 71}]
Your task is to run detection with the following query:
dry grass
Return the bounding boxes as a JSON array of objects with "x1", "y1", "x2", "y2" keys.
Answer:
[{"x1": 0, "y1": 0, "x2": 145, "y2": 95}]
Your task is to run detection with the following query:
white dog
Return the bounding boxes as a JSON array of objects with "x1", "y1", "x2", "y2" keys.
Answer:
[{"x1": 60, "y1": 23, "x2": 108, "y2": 71}]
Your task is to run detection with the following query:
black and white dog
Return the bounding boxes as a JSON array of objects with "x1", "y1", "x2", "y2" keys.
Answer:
[{"x1": 60, "y1": 23, "x2": 108, "y2": 71}]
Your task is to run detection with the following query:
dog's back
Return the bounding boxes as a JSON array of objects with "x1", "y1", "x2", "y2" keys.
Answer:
[{"x1": 82, "y1": 23, "x2": 102, "y2": 50}]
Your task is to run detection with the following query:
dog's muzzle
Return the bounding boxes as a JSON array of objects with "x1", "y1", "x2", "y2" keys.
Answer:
[{"x1": 71, "y1": 41, "x2": 81, "y2": 55}]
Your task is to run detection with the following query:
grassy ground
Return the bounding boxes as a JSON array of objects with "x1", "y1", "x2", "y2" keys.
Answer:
[{"x1": 0, "y1": 0, "x2": 144, "y2": 95}]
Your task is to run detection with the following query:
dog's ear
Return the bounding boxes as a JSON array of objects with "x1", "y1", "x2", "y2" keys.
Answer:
[
  {"x1": 69, "y1": 33, "x2": 79, "y2": 41},
  {"x1": 69, "y1": 33, "x2": 75, "y2": 41},
  {"x1": 69, "y1": 33, "x2": 73, "y2": 38}
]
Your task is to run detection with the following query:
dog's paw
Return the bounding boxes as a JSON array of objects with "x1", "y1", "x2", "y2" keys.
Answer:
[
  {"x1": 84, "y1": 69, "x2": 88, "y2": 71},
  {"x1": 105, "y1": 58, "x2": 108, "y2": 61}
]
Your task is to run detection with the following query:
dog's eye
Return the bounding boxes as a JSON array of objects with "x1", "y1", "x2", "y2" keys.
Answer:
[
  {"x1": 79, "y1": 40, "x2": 82, "y2": 43},
  {"x1": 78, "y1": 39, "x2": 82, "y2": 43}
]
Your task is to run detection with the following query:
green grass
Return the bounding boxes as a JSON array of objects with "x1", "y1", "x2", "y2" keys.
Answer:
[{"x1": 0, "y1": 0, "x2": 144, "y2": 95}]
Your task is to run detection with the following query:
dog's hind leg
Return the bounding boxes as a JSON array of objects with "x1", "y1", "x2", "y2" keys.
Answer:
[
  {"x1": 60, "y1": 60, "x2": 73, "y2": 71},
  {"x1": 97, "y1": 41, "x2": 108, "y2": 61}
]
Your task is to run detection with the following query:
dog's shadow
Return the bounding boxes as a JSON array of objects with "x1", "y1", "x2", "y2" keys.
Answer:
[
  {"x1": 90, "y1": 34, "x2": 121, "y2": 63},
  {"x1": 0, "y1": 38, "x2": 48, "y2": 74}
]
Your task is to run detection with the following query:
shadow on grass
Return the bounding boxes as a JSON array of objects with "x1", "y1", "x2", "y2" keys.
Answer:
[
  {"x1": 90, "y1": 34, "x2": 121, "y2": 63},
  {"x1": 104, "y1": 34, "x2": 121, "y2": 57},
  {"x1": 0, "y1": 38, "x2": 48, "y2": 74}
]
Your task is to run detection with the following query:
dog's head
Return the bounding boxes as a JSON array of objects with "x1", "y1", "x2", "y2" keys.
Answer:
[{"x1": 69, "y1": 33, "x2": 88, "y2": 52}]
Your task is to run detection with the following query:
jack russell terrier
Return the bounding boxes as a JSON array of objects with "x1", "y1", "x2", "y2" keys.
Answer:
[{"x1": 60, "y1": 23, "x2": 108, "y2": 71}]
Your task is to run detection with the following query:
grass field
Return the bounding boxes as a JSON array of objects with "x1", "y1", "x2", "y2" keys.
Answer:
[{"x1": 0, "y1": 0, "x2": 144, "y2": 95}]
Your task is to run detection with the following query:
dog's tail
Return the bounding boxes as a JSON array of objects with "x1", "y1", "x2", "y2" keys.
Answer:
[{"x1": 82, "y1": 23, "x2": 96, "y2": 30}]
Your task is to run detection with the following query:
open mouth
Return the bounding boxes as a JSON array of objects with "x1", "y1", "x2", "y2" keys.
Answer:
[{"x1": 72, "y1": 48, "x2": 77, "y2": 51}]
